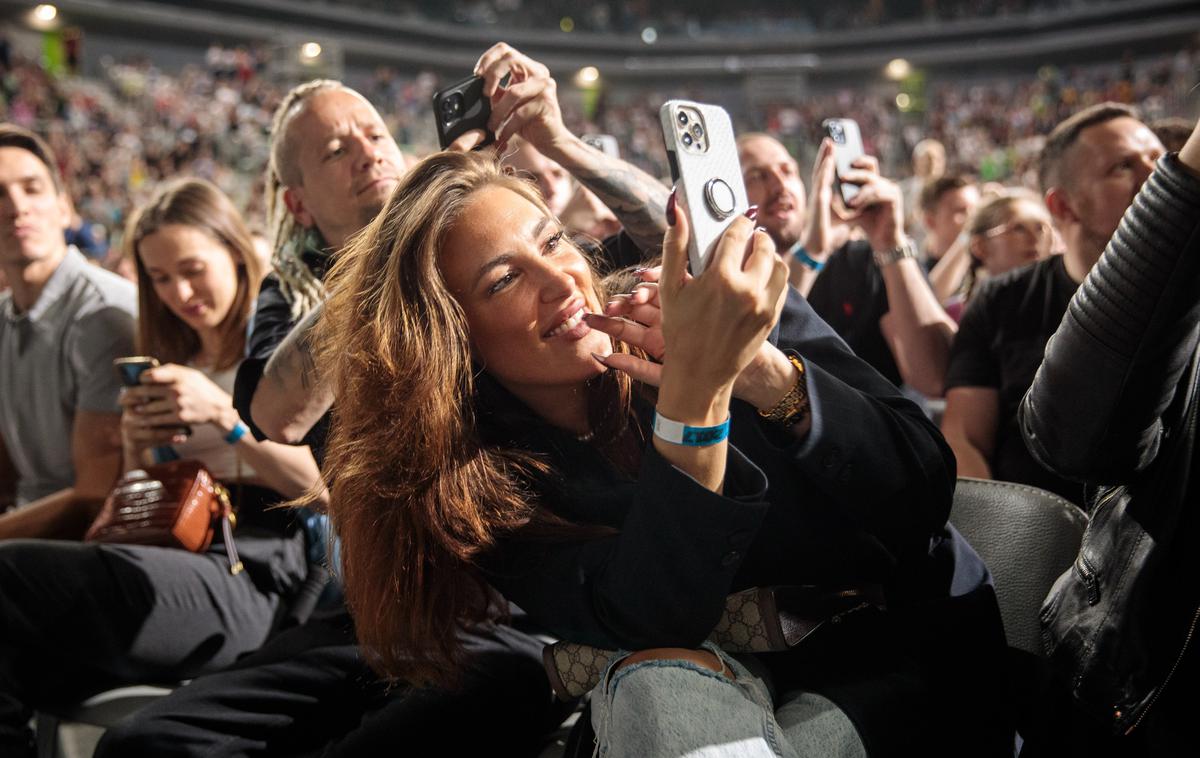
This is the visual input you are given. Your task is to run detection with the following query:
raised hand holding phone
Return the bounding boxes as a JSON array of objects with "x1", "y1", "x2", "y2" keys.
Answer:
[
  {"x1": 433, "y1": 75, "x2": 494, "y2": 150},
  {"x1": 823, "y1": 118, "x2": 866, "y2": 206},
  {"x1": 660, "y1": 100, "x2": 750, "y2": 274}
]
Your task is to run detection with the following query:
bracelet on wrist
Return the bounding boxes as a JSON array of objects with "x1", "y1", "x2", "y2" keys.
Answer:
[
  {"x1": 757, "y1": 353, "x2": 810, "y2": 429},
  {"x1": 790, "y1": 244, "x2": 825, "y2": 272},
  {"x1": 872, "y1": 238, "x2": 919, "y2": 268},
  {"x1": 653, "y1": 412, "x2": 730, "y2": 447},
  {"x1": 224, "y1": 420, "x2": 249, "y2": 445}
]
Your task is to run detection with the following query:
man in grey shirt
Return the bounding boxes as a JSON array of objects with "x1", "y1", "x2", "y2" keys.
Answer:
[{"x1": 0, "y1": 124, "x2": 135, "y2": 538}]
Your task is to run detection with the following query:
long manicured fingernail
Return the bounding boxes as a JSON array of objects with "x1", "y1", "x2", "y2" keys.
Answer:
[
  {"x1": 591, "y1": 352, "x2": 608, "y2": 365},
  {"x1": 755, "y1": 226, "x2": 767, "y2": 234},
  {"x1": 666, "y1": 189, "x2": 677, "y2": 226},
  {"x1": 744, "y1": 205, "x2": 758, "y2": 221}
]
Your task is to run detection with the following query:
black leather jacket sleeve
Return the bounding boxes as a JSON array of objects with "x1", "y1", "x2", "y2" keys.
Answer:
[{"x1": 1021, "y1": 154, "x2": 1200, "y2": 484}]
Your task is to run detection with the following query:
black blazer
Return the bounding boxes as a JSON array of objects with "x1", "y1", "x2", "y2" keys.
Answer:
[
  {"x1": 479, "y1": 289, "x2": 1011, "y2": 755},
  {"x1": 481, "y1": 288, "x2": 990, "y2": 648}
]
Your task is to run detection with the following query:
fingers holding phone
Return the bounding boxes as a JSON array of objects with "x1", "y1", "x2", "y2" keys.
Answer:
[
  {"x1": 474, "y1": 44, "x2": 568, "y2": 152},
  {"x1": 838, "y1": 157, "x2": 907, "y2": 252}
]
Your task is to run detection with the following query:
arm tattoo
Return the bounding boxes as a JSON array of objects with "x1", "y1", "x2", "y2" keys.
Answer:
[
  {"x1": 264, "y1": 303, "x2": 324, "y2": 394},
  {"x1": 572, "y1": 157, "x2": 671, "y2": 254}
]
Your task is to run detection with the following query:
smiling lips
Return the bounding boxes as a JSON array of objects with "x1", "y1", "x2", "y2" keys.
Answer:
[{"x1": 544, "y1": 306, "x2": 587, "y2": 339}]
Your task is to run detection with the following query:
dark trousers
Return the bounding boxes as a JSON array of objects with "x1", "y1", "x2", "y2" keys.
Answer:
[
  {"x1": 96, "y1": 611, "x2": 565, "y2": 757},
  {"x1": 0, "y1": 534, "x2": 308, "y2": 755}
]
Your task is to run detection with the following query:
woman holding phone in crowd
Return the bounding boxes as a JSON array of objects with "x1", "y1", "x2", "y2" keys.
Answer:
[
  {"x1": 0, "y1": 179, "x2": 322, "y2": 757},
  {"x1": 120, "y1": 178, "x2": 321, "y2": 505},
  {"x1": 309, "y1": 150, "x2": 1012, "y2": 757}
]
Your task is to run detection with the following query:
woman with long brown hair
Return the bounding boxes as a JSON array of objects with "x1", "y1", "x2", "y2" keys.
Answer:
[
  {"x1": 120, "y1": 177, "x2": 321, "y2": 501},
  {"x1": 314, "y1": 150, "x2": 1012, "y2": 756}
]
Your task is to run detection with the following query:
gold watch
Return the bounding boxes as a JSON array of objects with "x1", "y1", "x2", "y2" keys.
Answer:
[{"x1": 758, "y1": 354, "x2": 810, "y2": 428}]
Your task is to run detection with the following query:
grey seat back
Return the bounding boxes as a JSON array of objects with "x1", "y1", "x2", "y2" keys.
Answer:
[{"x1": 950, "y1": 477, "x2": 1088, "y2": 655}]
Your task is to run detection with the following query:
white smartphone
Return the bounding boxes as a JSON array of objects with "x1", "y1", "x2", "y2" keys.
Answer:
[
  {"x1": 659, "y1": 100, "x2": 750, "y2": 274},
  {"x1": 582, "y1": 133, "x2": 620, "y2": 159},
  {"x1": 822, "y1": 118, "x2": 865, "y2": 205}
]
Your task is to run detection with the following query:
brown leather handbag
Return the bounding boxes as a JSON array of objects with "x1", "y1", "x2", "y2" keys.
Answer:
[{"x1": 85, "y1": 460, "x2": 243, "y2": 575}]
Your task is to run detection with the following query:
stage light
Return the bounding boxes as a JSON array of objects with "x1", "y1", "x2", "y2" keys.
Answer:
[
  {"x1": 300, "y1": 42, "x2": 322, "y2": 60},
  {"x1": 641, "y1": 27, "x2": 658, "y2": 44},
  {"x1": 885, "y1": 58, "x2": 912, "y2": 81},
  {"x1": 34, "y1": 4, "x2": 57, "y2": 23},
  {"x1": 560, "y1": 17, "x2": 575, "y2": 33},
  {"x1": 896, "y1": 93, "x2": 912, "y2": 110},
  {"x1": 574, "y1": 66, "x2": 600, "y2": 87}
]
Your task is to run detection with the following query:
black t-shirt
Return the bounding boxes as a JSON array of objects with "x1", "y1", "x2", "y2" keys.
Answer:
[
  {"x1": 944, "y1": 254, "x2": 1083, "y2": 505},
  {"x1": 234, "y1": 247, "x2": 332, "y2": 459},
  {"x1": 806, "y1": 240, "x2": 902, "y2": 387}
]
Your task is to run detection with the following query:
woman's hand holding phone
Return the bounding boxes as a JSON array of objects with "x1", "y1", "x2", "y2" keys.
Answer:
[
  {"x1": 589, "y1": 192, "x2": 788, "y2": 425},
  {"x1": 120, "y1": 364, "x2": 240, "y2": 451},
  {"x1": 589, "y1": 270, "x2": 800, "y2": 414}
]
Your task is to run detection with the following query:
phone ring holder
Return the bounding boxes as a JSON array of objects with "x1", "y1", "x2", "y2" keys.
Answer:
[{"x1": 704, "y1": 178, "x2": 736, "y2": 219}]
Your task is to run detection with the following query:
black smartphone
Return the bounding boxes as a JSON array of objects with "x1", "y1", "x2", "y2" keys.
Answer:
[
  {"x1": 432, "y1": 76, "x2": 494, "y2": 150},
  {"x1": 113, "y1": 356, "x2": 191, "y2": 437},
  {"x1": 113, "y1": 356, "x2": 159, "y2": 387},
  {"x1": 822, "y1": 118, "x2": 866, "y2": 205}
]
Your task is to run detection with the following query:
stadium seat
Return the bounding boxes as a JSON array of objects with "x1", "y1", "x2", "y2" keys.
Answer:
[
  {"x1": 35, "y1": 685, "x2": 177, "y2": 758},
  {"x1": 949, "y1": 477, "x2": 1088, "y2": 655}
]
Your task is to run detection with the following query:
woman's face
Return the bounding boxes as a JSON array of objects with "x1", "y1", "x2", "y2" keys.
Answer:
[
  {"x1": 976, "y1": 200, "x2": 1053, "y2": 277},
  {"x1": 439, "y1": 185, "x2": 611, "y2": 400},
  {"x1": 138, "y1": 223, "x2": 240, "y2": 333}
]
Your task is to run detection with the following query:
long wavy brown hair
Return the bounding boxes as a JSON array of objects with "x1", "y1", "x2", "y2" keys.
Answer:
[
  {"x1": 125, "y1": 178, "x2": 262, "y2": 370},
  {"x1": 307, "y1": 150, "x2": 637, "y2": 688}
]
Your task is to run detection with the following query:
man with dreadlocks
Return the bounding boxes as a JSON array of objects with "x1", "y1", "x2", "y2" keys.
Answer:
[{"x1": 229, "y1": 79, "x2": 400, "y2": 454}]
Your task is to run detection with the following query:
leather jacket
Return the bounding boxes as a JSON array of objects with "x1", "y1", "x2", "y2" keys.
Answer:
[{"x1": 1020, "y1": 153, "x2": 1200, "y2": 734}]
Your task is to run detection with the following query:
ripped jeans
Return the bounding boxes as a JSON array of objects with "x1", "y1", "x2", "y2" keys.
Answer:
[{"x1": 591, "y1": 642, "x2": 867, "y2": 758}]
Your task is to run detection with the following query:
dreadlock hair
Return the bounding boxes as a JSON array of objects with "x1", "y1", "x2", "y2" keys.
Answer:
[{"x1": 265, "y1": 79, "x2": 347, "y2": 321}]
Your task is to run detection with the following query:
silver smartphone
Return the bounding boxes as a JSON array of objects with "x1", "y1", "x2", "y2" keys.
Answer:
[
  {"x1": 822, "y1": 118, "x2": 865, "y2": 205},
  {"x1": 582, "y1": 133, "x2": 620, "y2": 159},
  {"x1": 659, "y1": 100, "x2": 749, "y2": 274}
]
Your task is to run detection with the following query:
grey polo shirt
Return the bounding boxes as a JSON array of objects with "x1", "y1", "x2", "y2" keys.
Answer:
[{"x1": 0, "y1": 247, "x2": 136, "y2": 505}]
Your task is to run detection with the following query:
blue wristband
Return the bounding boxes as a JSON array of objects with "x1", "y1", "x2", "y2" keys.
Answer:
[
  {"x1": 224, "y1": 420, "x2": 249, "y2": 445},
  {"x1": 653, "y1": 412, "x2": 731, "y2": 447},
  {"x1": 791, "y1": 244, "x2": 825, "y2": 272}
]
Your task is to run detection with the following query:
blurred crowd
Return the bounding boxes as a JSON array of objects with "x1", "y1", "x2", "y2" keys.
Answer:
[
  {"x1": 3, "y1": 10, "x2": 1200, "y2": 752},
  {"x1": 319, "y1": 0, "x2": 1120, "y2": 36},
  {"x1": 1, "y1": 36, "x2": 1195, "y2": 277}
]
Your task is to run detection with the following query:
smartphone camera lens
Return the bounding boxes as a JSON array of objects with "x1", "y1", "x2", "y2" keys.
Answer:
[
  {"x1": 690, "y1": 123, "x2": 703, "y2": 139},
  {"x1": 677, "y1": 111, "x2": 689, "y2": 126},
  {"x1": 681, "y1": 132, "x2": 694, "y2": 147},
  {"x1": 828, "y1": 122, "x2": 845, "y2": 143},
  {"x1": 441, "y1": 93, "x2": 465, "y2": 122}
]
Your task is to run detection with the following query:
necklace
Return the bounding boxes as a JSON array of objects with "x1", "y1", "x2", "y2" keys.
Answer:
[{"x1": 575, "y1": 429, "x2": 595, "y2": 443}]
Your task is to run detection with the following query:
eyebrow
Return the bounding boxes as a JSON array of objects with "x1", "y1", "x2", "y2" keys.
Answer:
[{"x1": 471, "y1": 216, "x2": 552, "y2": 289}]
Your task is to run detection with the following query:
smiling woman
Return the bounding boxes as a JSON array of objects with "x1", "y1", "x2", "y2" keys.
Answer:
[{"x1": 310, "y1": 150, "x2": 1014, "y2": 757}]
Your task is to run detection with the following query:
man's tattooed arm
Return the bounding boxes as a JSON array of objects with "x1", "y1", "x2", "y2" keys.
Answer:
[
  {"x1": 252, "y1": 303, "x2": 334, "y2": 445},
  {"x1": 542, "y1": 137, "x2": 670, "y2": 254}
]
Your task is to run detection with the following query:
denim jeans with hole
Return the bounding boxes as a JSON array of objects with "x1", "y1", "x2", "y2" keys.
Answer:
[{"x1": 591, "y1": 641, "x2": 867, "y2": 758}]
